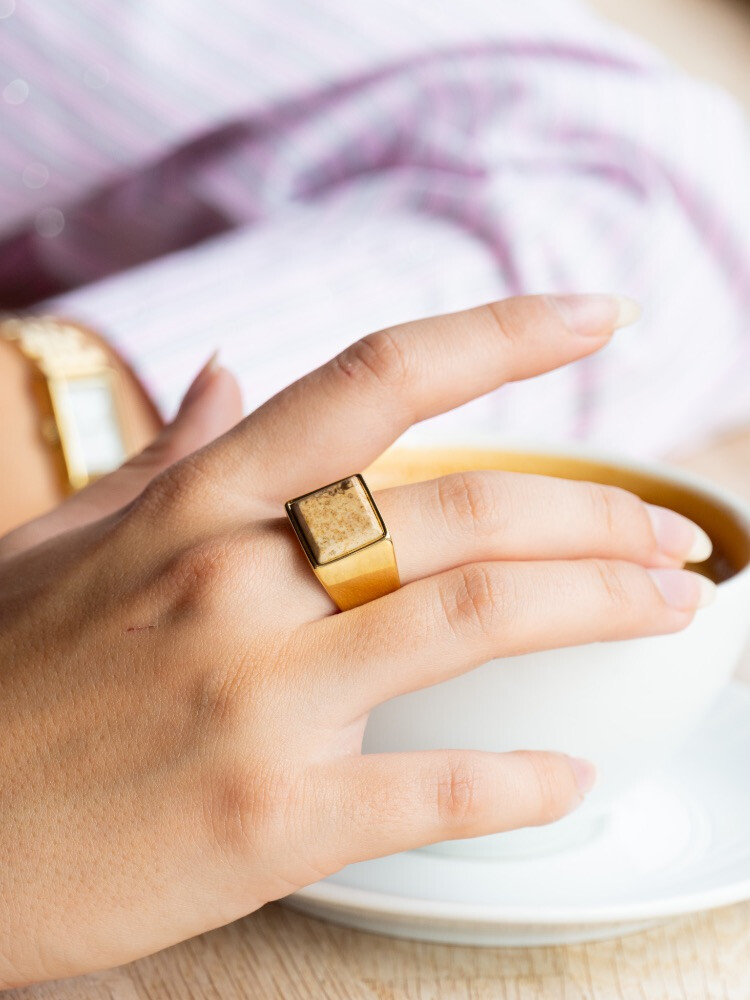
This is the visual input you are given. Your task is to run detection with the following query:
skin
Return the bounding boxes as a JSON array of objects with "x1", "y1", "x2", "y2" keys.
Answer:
[{"x1": 0, "y1": 294, "x2": 713, "y2": 988}]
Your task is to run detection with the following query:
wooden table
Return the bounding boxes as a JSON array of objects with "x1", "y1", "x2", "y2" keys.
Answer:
[{"x1": 9, "y1": 428, "x2": 750, "y2": 1000}]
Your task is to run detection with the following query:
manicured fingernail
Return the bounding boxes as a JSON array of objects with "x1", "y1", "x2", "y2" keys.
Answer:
[
  {"x1": 648, "y1": 568, "x2": 717, "y2": 610},
  {"x1": 550, "y1": 294, "x2": 642, "y2": 337},
  {"x1": 612, "y1": 296, "x2": 643, "y2": 329},
  {"x1": 179, "y1": 350, "x2": 220, "y2": 410},
  {"x1": 569, "y1": 756, "x2": 598, "y2": 796},
  {"x1": 646, "y1": 504, "x2": 713, "y2": 563}
]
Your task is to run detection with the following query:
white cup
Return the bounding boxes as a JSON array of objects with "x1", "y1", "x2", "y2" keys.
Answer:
[{"x1": 362, "y1": 445, "x2": 750, "y2": 859}]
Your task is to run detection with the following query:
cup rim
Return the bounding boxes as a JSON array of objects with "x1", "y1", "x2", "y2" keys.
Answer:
[{"x1": 373, "y1": 437, "x2": 750, "y2": 587}]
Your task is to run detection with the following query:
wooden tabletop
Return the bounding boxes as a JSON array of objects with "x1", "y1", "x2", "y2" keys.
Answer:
[
  {"x1": 8, "y1": 427, "x2": 750, "y2": 1000},
  {"x1": 10, "y1": 898, "x2": 750, "y2": 1000}
]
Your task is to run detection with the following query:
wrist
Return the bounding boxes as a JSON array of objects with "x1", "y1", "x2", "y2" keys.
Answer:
[{"x1": 0, "y1": 319, "x2": 162, "y2": 536}]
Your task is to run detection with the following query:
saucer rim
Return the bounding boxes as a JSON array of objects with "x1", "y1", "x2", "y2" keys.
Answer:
[
  {"x1": 291, "y1": 681, "x2": 750, "y2": 927},
  {"x1": 292, "y1": 871, "x2": 750, "y2": 927}
]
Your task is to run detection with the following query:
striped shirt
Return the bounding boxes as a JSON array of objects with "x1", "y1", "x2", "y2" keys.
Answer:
[{"x1": 1, "y1": 0, "x2": 749, "y2": 456}]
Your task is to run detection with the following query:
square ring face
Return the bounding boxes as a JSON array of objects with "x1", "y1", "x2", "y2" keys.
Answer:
[{"x1": 287, "y1": 475, "x2": 386, "y2": 565}]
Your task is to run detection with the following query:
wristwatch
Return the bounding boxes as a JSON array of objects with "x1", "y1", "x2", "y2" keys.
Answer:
[{"x1": 0, "y1": 315, "x2": 133, "y2": 492}]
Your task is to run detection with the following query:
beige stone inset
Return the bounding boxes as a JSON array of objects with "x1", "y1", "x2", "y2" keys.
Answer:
[{"x1": 292, "y1": 477, "x2": 383, "y2": 564}]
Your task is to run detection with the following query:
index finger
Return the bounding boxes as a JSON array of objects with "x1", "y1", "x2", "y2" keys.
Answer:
[{"x1": 206, "y1": 293, "x2": 639, "y2": 503}]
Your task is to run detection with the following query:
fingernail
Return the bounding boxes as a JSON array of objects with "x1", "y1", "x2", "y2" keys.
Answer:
[
  {"x1": 179, "y1": 350, "x2": 220, "y2": 411},
  {"x1": 569, "y1": 756, "x2": 598, "y2": 796},
  {"x1": 550, "y1": 294, "x2": 642, "y2": 337},
  {"x1": 648, "y1": 568, "x2": 717, "y2": 610},
  {"x1": 646, "y1": 504, "x2": 713, "y2": 563}
]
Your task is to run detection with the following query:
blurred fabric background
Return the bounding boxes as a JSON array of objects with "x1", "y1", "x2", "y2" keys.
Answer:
[{"x1": 2, "y1": 0, "x2": 750, "y2": 459}]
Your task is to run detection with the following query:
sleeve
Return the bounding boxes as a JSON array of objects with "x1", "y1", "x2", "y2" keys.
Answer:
[{"x1": 16, "y1": 0, "x2": 750, "y2": 457}]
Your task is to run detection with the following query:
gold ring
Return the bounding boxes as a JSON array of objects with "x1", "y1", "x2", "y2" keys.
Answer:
[{"x1": 285, "y1": 474, "x2": 400, "y2": 611}]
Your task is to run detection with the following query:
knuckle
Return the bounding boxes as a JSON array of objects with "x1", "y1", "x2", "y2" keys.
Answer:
[
  {"x1": 191, "y1": 640, "x2": 287, "y2": 760},
  {"x1": 440, "y1": 564, "x2": 506, "y2": 638},
  {"x1": 485, "y1": 299, "x2": 528, "y2": 347},
  {"x1": 436, "y1": 472, "x2": 506, "y2": 537},
  {"x1": 434, "y1": 755, "x2": 482, "y2": 832},
  {"x1": 589, "y1": 558, "x2": 631, "y2": 611},
  {"x1": 519, "y1": 751, "x2": 571, "y2": 826},
  {"x1": 163, "y1": 535, "x2": 242, "y2": 610},
  {"x1": 333, "y1": 330, "x2": 415, "y2": 393},
  {"x1": 134, "y1": 458, "x2": 206, "y2": 522},
  {"x1": 192, "y1": 652, "x2": 251, "y2": 739},
  {"x1": 585, "y1": 482, "x2": 632, "y2": 540},
  {"x1": 205, "y1": 765, "x2": 256, "y2": 855},
  {"x1": 204, "y1": 760, "x2": 285, "y2": 858}
]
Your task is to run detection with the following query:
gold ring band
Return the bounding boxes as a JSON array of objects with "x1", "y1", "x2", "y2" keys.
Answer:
[{"x1": 285, "y1": 474, "x2": 400, "y2": 611}]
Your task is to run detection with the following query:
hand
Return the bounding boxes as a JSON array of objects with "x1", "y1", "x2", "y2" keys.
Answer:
[{"x1": 0, "y1": 295, "x2": 713, "y2": 988}]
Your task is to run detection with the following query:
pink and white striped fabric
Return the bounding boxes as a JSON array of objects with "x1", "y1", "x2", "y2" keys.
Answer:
[{"x1": 1, "y1": 0, "x2": 750, "y2": 456}]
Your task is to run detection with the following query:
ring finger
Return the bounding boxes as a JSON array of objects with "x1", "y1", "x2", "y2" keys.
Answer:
[{"x1": 283, "y1": 470, "x2": 712, "y2": 617}]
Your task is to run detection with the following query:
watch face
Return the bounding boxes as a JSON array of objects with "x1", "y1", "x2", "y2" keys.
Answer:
[{"x1": 48, "y1": 373, "x2": 127, "y2": 488}]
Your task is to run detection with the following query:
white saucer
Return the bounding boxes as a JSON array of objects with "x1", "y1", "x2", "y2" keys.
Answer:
[{"x1": 285, "y1": 681, "x2": 750, "y2": 946}]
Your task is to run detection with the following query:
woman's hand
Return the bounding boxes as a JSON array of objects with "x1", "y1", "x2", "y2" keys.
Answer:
[{"x1": 0, "y1": 294, "x2": 713, "y2": 988}]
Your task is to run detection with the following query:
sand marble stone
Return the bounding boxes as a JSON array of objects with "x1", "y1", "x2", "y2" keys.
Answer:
[{"x1": 291, "y1": 477, "x2": 384, "y2": 564}]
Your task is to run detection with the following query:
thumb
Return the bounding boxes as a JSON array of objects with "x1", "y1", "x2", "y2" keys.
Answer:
[{"x1": 0, "y1": 354, "x2": 243, "y2": 557}]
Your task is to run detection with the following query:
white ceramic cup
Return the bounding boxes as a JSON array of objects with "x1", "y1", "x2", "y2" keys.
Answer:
[{"x1": 362, "y1": 445, "x2": 750, "y2": 859}]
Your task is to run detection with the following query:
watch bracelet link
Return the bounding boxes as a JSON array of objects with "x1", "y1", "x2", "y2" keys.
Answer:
[{"x1": 0, "y1": 314, "x2": 110, "y2": 379}]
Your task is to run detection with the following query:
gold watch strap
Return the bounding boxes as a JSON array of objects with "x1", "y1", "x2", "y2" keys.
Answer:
[
  {"x1": 0, "y1": 315, "x2": 111, "y2": 377},
  {"x1": 0, "y1": 314, "x2": 131, "y2": 491}
]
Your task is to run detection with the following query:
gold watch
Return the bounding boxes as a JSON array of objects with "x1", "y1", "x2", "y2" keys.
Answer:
[{"x1": 0, "y1": 315, "x2": 133, "y2": 492}]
